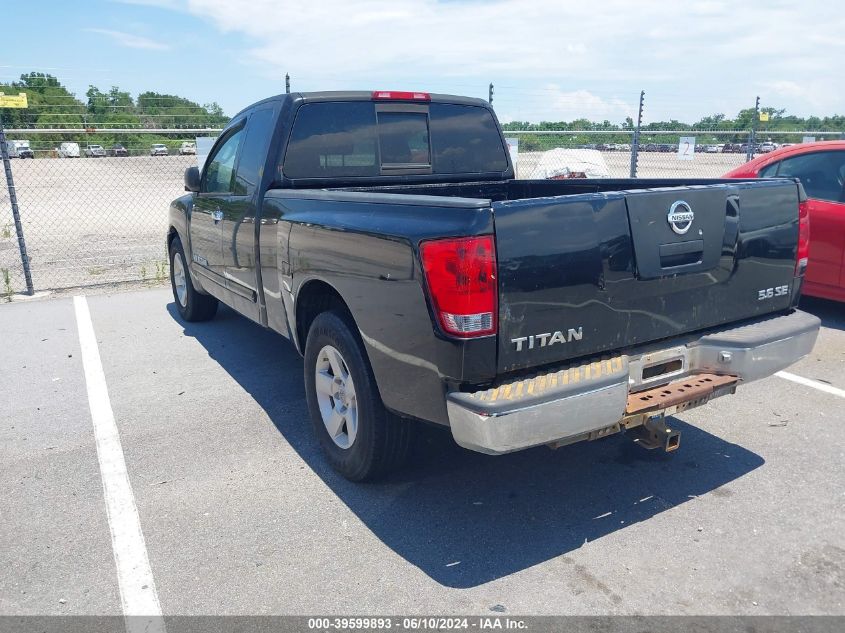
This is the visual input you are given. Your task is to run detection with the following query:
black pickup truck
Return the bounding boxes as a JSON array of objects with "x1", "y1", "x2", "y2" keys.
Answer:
[{"x1": 167, "y1": 90, "x2": 819, "y2": 481}]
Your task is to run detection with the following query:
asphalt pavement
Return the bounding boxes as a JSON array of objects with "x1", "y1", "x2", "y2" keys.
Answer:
[{"x1": 1, "y1": 288, "x2": 843, "y2": 617}]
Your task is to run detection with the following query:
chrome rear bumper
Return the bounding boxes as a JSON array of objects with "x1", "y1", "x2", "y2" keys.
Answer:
[{"x1": 447, "y1": 310, "x2": 820, "y2": 455}]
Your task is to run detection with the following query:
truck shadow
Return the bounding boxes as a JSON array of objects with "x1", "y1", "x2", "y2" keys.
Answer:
[
  {"x1": 798, "y1": 296, "x2": 845, "y2": 331},
  {"x1": 170, "y1": 303, "x2": 765, "y2": 590}
]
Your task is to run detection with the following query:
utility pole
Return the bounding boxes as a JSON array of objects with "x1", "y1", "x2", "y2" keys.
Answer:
[
  {"x1": 285, "y1": 74, "x2": 290, "y2": 94},
  {"x1": 629, "y1": 90, "x2": 645, "y2": 178},
  {"x1": 488, "y1": 83, "x2": 494, "y2": 105},
  {"x1": 746, "y1": 95, "x2": 760, "y2": 162}
]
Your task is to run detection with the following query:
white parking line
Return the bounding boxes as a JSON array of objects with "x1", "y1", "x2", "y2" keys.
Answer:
[
  {"x1": 73, "y1": 296, "x2": 166, "y2": 632},
  {"x1": 776, "y1": 371, "x2": 845, "y2": 398}
]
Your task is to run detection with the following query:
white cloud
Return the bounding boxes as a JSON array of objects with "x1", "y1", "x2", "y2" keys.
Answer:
[
  {"x1": 770, "y1": 81, "x2": 803, "y2": 98},
  {"x1": 85, "y1": 28, "x2": 171, "y2": 51},
  {"x1": 544, "y1": 86, "x2": 634, "y2": 122},
  {"x1": 140, "y1": 0, "x2": 845, "y2": 120},
  {"x1": 498, "y1": 86, "x2": 633, "y2": 123}
]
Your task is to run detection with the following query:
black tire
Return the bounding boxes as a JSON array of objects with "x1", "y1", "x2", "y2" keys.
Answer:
[
  {"x1": 169, "y1": 237, "x2": 218, "y2": 322},
  {"x1": 304, "y1": 311, "x2": 412, "y2": 481}
]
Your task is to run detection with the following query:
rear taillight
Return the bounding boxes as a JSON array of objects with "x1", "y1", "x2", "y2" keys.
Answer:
[
  {"x1": 372, "y1": 90, "x2": 431, "y2": 101},
  {"x1": 420, "y1": 236, "x2": 497, "y2": 338},
  {"x1": 796, "y1": 200, "x2": 810, "y2": 275}
]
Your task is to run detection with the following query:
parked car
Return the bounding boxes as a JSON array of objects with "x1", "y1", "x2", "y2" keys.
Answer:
[
  {"x1": 179, "y1": 141, "x2": 197, "y2": 155},
  {"x1": 643, "y1": 143, "x2": 659, "y2": 152},
  {"x1": 725, "y1": 140, "x2": 845, "y2": 302},
  {"x1": 84, "y1": 144, "x2": 106, "y2": 158},
  {"x1": 108, "y1": 144, "x2": 129, "y2": 157},
  {"x1": 167, "y1": 90, "x2": 818, "y2": 481},
  {"x1": 722, "y1": 143, "x2": 742, "y2": 153},
  {"x1": 758, "y1": 142, "x2": 778, "y2": 153},
  {"x1": 8, "y1": 140, "x2": 31, "y2": 158},
  {"x1": 703, "y1": 144, "x2": 722, "y2": 153},
  {"x1": 150, "y1": 144, "x2": 169, "y2": 156},
  {"x1": 57, "y1": 142, "x2": 80, "y2": 158}
]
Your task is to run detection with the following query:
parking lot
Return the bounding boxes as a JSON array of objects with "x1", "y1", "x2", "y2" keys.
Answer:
[
  {"x1": 0, "y1": 156, "x2": 193, "y2": 291},
  {"x1": 1, "y1": 287, "x2": 843, "y2": 618}
]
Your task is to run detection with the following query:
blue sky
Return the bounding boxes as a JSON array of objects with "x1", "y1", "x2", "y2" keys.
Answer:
[{"x1": 3, "y1": 0, "x2": 843, "y2": 125}]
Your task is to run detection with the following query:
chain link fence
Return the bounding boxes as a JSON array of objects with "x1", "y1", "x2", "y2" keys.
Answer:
[
  {"x1": 508, "y1": 130, "x2": 844, "y2": 179},
  {"x1": 0, "y1": 130, "x2": 213, "y2": 295},
  {"x1": 1, "y1": 126, "x2": 843, "y2": 296}
]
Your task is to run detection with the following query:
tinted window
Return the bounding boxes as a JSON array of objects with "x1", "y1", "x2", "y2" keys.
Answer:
[
  {"x1": 429, "y1": 104, "x2": 509, "y2": 173},
  {"x1": 283, "y1": 102, "x2": 378, "y2": 179},
  {"x1": 234, "y1": 108, "x2": 275, "y2": 196},
  {"x1": 282, "y1": 101, "x2": 509, "y2": 179},
  {"x1": 758, "y1": 162, "x2": 779, "y2": 178},
  {"x1": 377, "y1": 112, "x2": 429, "y2": 165},
  {"x1": 775, "y1": 151, "x2": 845, "y2": 203},
  {"x1": 203, "y1": 127, "x2": 244, "y2": 193}
]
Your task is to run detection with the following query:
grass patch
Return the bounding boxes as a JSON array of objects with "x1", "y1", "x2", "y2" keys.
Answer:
[
  {"x1": 155, "y1": 260, "x2": 168, "y2": 282},
  {"x1": 2, "y1": 268, "x2": 12, "y2": 301}
]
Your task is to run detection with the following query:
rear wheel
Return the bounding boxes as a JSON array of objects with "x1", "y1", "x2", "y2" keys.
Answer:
[
  {"x1": 304, "y1": 311, "x2": 412, "y2": 481},
  {"x1": 169, "y1": 237, "x2": 218, "y2": 322}
]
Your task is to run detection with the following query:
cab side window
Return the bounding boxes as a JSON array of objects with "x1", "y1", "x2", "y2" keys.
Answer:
[
  {"x1": 202, "y1": 127, "x2": 244, "y2": 194},
  {"x1": 233, "y1": 108, "x2": 276, "y2": 196},
  {"x1": 775, "y1": 151, "x2": 845, "y2": 203}
]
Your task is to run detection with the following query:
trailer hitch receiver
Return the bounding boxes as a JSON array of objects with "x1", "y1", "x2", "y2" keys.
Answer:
[{"x1": 630, "y1": 414, "x2": 681, "y2": 452}]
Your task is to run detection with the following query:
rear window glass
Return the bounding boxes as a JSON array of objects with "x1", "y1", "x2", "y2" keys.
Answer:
[
  {"x1": 377, "y1": 112, "x2": 429, "y2": 165},
  {"x1": 429, "y1": 103, "x2": 509, "y2": 173},
  {"x1": 282, "y1": 102, "x2": 378, "y2": 179},
  {"x1": 282, "y1": 101, "x2": 508, "y2": 179}
]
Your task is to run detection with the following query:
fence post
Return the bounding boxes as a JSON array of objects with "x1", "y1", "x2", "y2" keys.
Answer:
[
  {"x1": 0, "y1": 113, "x2": 35, "y2": 295},
  {"x1": 746, "y1": 95, "x2": 760, "y2": 162},
  {"x1": 629, "y1": 90, "x2": 644, "y2": 178}
]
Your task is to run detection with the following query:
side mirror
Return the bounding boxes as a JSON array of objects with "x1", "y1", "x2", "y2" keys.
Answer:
[{"x1": 184, "y1": 166, "x2": 201, "y2": 192}]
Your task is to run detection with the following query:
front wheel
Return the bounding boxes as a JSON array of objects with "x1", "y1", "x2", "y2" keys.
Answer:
[
  {"x1": 169, "y1": 237, "x2": 218, "y2": 322},
  {"x1": 304, "y1": 311, "x2": 412, "y2": 481}
]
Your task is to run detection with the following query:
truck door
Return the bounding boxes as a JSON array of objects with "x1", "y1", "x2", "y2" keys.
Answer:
[
  {"x1": 221, "y1": 106, "x2": 276, "y2": 304},
  {"x1": 191, "y1": 123, "x2": 245, "y2": 286}
]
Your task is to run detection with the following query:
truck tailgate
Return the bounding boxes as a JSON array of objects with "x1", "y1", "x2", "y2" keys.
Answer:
[{"x1": 494, "y1": 179, "x2": 801, "y2": 373}]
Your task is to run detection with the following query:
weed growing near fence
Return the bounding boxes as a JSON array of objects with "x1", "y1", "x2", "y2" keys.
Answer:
[{"x1": 2, "y1": 268, "x2": 12, "y2": 301}]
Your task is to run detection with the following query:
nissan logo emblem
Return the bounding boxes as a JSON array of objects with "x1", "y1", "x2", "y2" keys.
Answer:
[{"x1": 667, "y1": 200, "x2": 694, "y2": 235}]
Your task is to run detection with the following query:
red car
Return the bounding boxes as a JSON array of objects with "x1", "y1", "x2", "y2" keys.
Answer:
[{"x1": 724, "y1": 141, "x2": 845, "y2": 302}]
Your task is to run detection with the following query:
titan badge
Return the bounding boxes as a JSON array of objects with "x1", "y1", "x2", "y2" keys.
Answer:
[{"x1": 512, "y1": 328, "x2": 583, "y2": 351}]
